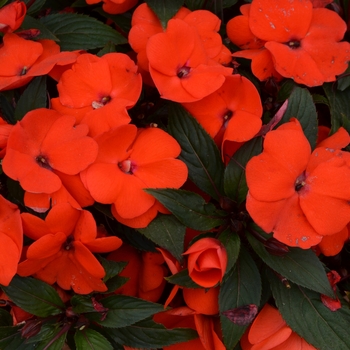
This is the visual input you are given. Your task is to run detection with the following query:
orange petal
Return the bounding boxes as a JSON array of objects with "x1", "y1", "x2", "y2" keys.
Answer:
[{"x1": 183, "y1": 287, "x2": 219, "y2": 315}]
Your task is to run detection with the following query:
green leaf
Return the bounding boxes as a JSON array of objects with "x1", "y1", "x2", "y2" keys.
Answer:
[
  {"x1": 219, "y1": 247, "x2": 261, "y2": 350},
  {"x1": 0, "y1": 0, "x2": 8, "y2": 8},
  {"x1": 71, "y1": 295, "x2": 96, "y2": 314},
  {"x1": 218, "y1": 228, "x2": 240, "y2": 274},
  {"x1": 246, "y1": 226, "x2": 334, "y2": 297},
  {"x1": 108, "y1": 318, "x2": 198, "y2": 348},
  {"x1": 168, "y1": 103, "x2": 225, "y2": 200},
  {"x1": 323, "y1": 83, "x2": 350, "y2": 134},
  {"x1": 40, "y1": 13, "x2": 127, "y2": 51},
  {"x1": 267, "y1": 269, "x2": 350, "y2": 350},
  {"x1": 86, "y1": 295, "x2": 164, "y2": 328},
  {"x1": 25, "y1": 0, "x2": 46, "y2": 15},
  {"x1": 224, "y1": 137, "x2": 263, "y2": 204},
  {"x1": 0, "y1": 326, "x2": 25, "y2": 349},
  {"x1": 0, "y1": 309, "x2": 12, "y2": 327},
  {"x1": 35, "y1": 329, "x2": 67, "y2": 350},
  {"x1": 146, "y1": 189, "x2": 226, "y2": 231},
  {"x1": 98, "y1": 257, "x2": 127, "y2": 282},
  {"x1": 14, "y1": 76, "x2": 47, "y2": 121},
  {"x1": 184, "y1": 0, "x2": 205, "y2": 10},
  {"x1": 1, "y1": 275, "x2": 65, "y2": 317},
  {"x1": 0, "y1": 92, "x2": 16, "y2": 124},
  {"x1": 165, "y1": 268, "x2": 202, "y2": 288},
  {"x1": 138, "y1": 214, "x2": 186, "y2": 263},
  {"x1": 278, "y1": 87, "x2": 318, "y2": 149},
  {"x1": 75, "y1": 328, "x2": 113, "y2": 350},
  {"x1": 97, "y1": 42, "x2": 117, "y2": 57},
  {"x1": 337, "y1": 64, "x2": 350, "y2": 91},
  {"x1": 21, "y1": 15, "x2": 59, "y2": 41},
  {"x1": 146, "y1": 0, "x2": 184, "y2": 28}
]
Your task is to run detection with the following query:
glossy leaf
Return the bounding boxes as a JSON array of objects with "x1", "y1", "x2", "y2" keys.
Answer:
[
  {"x1": 146, "y1": 189, "x2": 226, "y2": 231},
  {"x1": 246, "y1": 226, "x2": 334, "y2": 297},
  {"x1": 139, "y1": 214, "x2": 186, "y2": 263},
  {"x1": 146, "y1": 0, "x2": 184, "y2": 28},
  {"x1": 278, "y1": 87, "x2": 318, "y2": 149},
  {"x1": 165, "y1": 268, "x2": 202, "y2": 288},
  {"x1": 218, "y1": 228, "x2": 240, "y2": 275},
  {"x1": 40, "y1": 13, "x2": 127, "y2": 50},
  {"x1": 107, "y1": 318, "x2": 198, "y2": 348},
  {"x1": 1, "y1": 275, "x2": 65, "y2": 317},
  {"x1": 219, "y1": 247, "x2": 261, "y2": 349},
  {"x1": 86, "y1": 295, "x2": 164, "y2": 328},
  {"x1": 224, "y1": 137, "x2": 263, "y2": 204},
  {"x1": 75, "y1": 328, "x2": 113, "y2": 350},
  {"x1": 267, "y1": 269, "x2": 350, "y2": 350},
  {"x1": 98, "y1": 257, "x2": 127, "y2": 282},
  {"x1": 324, "y1": 83, "x2": 350, "y2": 134},
  {"x1": 14, "y1": 76, "x2": 47, "y2": 121},
  {"x1": 168, "y1": 103, "x2": 225, "y2": 200}
]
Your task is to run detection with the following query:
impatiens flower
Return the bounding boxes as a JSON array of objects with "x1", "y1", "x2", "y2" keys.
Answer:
[
  {"x1": 182, "y1": 75, "x2": 262, "y2": 153},
  {"x1": 321, "y1": 270, "x2": 342, "y2": 311},
  {"x1": 183, "y1": 237, "x2": 227, "y2": 288},
  {"x1": 2, "y1": 108, "x2": 98, "y2": 210},
  {"x1": 0, "y1": 1, "x2": 26, "y2": 34},
  {"x1": 17, "y1": 203, "x2": 122, "y2": 294},
  {"x1": 183, "y1": 286, "x2": 220, "y2": 316},
  {"x1": 241, "y1": 304, "x2": 317, "y2": 350},
  {"x1": 0, "y1": 117, "x2": 13, "y2": 158},
  {"x1": 85, "y1": 0, "x2": 138, "y2": 14},
  {"x1": 0, "y1": 195, "x2": 22, "y2": 286},
  {"x1": 51, "y1": 53, "x2": 142, "y2": 137},
  {"x1": 146, "y1": 18, "x2": 232, "y2": 103},
  {"x1": 227, "y1": 0, "x2": 350, "y2": 86},
  {"x1": 246, "y1": 118, "x2": 350, "y2": 249},
  {"x1": 108, "y1": 244, "x2": 167, "y2": 302},
  {"x1": 80, "y1": 124, "x2": 188, "y2": 227},
  {"x1": 0, "y1": 34, "x2": 79, "y2": 91}
]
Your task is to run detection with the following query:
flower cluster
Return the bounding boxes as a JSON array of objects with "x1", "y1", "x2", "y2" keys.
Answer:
[{"x1": 0, "y1": 0, "x2": 349, "y2": 349}]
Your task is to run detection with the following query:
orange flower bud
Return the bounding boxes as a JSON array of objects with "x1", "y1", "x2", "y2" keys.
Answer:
[
  {"x1": 0, "y1": 1, "x2": 26, "y2": 34},
  {"x1": 183, "y1": 238, "x2": 227, "y2": 288}
]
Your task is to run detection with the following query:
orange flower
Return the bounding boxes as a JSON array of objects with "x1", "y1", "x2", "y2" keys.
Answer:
[
  {"x1": 228, "y1": 0, "x2": 350, "y2": 86},
  {"x1": 182, "y1": 75, "x2": 262, "y2": 153},
  {"x1": 0, "y1": 195, "x2": 23, "y2": 286},
  {"x1": 2, "y1": 108, "x2": 98, "y2": 210},
  {"x1": 0, "y1": 1, "x2": 26, "y2": 34},
  {"x1": 227, "y1": 4, "x2": 282, "y2": 82},
  {"x1": 0, "y1": 34, "x2": 79, "y2": 91},
  {"x1": 108, "y1": 244, "x2": 167, "y2": 302},
  {"x1": 241, "y1": 304, "x2": 317, "y2": 350},
  {"x1": 183, "y1": 238, "x2": 227, "y2": 288},
  {"x1": 183, "y1": 286, "x2": 220, "y2": 316},
  {"x1": 17, "y1": 203, "x2": 122, "y2": 294},
  {"x1": 85, "y1": 0, "x2": 138, "y2": 14},
  {"x1": 80, "y1": 124, "x2": 188, "y2": 226},
  {"x1": 146, "y1": 18, "x2": 232, "y2": 103},
  {"x1": 52, "y1": 53, "x2": 142, "y2": 137},
  {"x1": 0, "y1": 117, "x2": 13, "y2": 158},
  {"x1": 246, "y1": 119, "x2": 350, "y2": 249}
]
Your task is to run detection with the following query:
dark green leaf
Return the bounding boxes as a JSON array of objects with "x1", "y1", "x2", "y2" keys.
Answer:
[
  {"x1": 224, "y1": 137, "x2": 263, "y2": 204},
  {"x1": 75, "y1": 328, "x2": 113, "y2": 350},
  {"x1": 0, "y1": 309, "x2": 12, "y2": 327},
  {"x1": 222, "y1": 0, "x2": 239, "y2": 8},
  {"x1": 21, "y1": 16, "x2": 58, "y2": 41},
  {"x1": 146, "y1": 0, "x2": 184, "y2": 28},
  {"x1": 35, "y1": 329, "x2": 67, "y2": 350},
  {"x1": 1, "y1": 275, "x2": 65, "y2": 317},
  {"x1": 0, "y1": 326, "x2": 25, "y2": 349},
  {"x1": 184, "y1": 0, "x2": 205, "y2": 10},
  {"x1": 165, "y1": 269, "x2": 202, "y2": 288},
  {"x1": 97, "y1": 42, "x2": 117, "y2": 57},
  {"x1": 98, "y1": 257, "x2": 127, "y2": 282},
  {"x1": 25, "y1": 0, "x2": 46, "y2": 15},
  {"x1": 219, "y1": 247, "x2": 261, "y2": 350},
  {"x1": 168, "y1": 103, "x2": 225, "y2": 200},
  {"x1": 146, "y1": 189, "x2": 226, "y2": 231},
  {"x1": 324, "y1": 83, "x2": 350, "y2": 134},
  {"x1": 40, "y1": 13, "x2": 127, "y2": 51},
  {"x1": 104, "y1": 275, "x2": 129, "y2": 294},
  {"x1": 278, "y1": 87, "x2": 318, "y2": 149},
  {"x1": 312, "y1": 93, "x2": 330, "y2": 107},
  {"x1": 86, "y1": 295, "x2": 164, "y2": 328},
  {"x1": 93, "y1": 8, "x2": 132, "y2": 34},
  {"x1": 138, "y1": 214, "x2": 186, "y2": 263},
  {"x1": 0, "y1": 0, "x2": 8, "y2": 7},
  {"x1": 267, "y1": 269, "x2": 350, "y2": 350},
  {"x1": 246, "y1": 227, "x2": 334, "y2": 297},
  {"x1": 71, "y1": 295, "x2": 96, "y2": 314},
  {"x1": 0, "y1": 92, "x2": 16, "y2": 124},
  {"x1": 276, "y1": 79, "x2": 295, "y2": 102},
  {"x1": 108, "y1": 318, "x2": 198, "y2": 348},
  {"x1": 218, "y1": 228, "x2": 240, "y2": 274},
  {"x1": 337, "y1": 65, "x2": 350, "y2": 91},
  {"x1": 14, "y1": 76, "x2": 47, "y2": 121}
]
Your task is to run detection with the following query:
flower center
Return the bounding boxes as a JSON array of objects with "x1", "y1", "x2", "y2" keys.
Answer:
[
  {"x1": 63, "y1": 235, "x2": 74, "y2": 251},
  {"x1": 35, "y1": 155, "x2": 52, "y2": 170},
  {"x1": 177, "y1": 66, "x2": 191, "y2": 78},
  {"x1": 92, "y1": 96, "x2": 111, "y2": 109},
  {"x1": 20, "y1": 66, "x2": 28, "y2": 76},
  {"x1": 295, "y1": 172, "x2": 306, "y2": 192},
  {"x1": 287, "y1": 40, "x2": 301, "y2": 49},
  {"x1": 118, "y1": 159, "x2": 134, "y2": 174}
]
